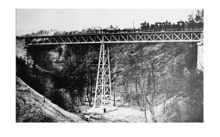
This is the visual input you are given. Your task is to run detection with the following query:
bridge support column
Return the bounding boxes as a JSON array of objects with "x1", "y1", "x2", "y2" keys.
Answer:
[
  {"x1": 23, "y1": 39, "x2": 28, "y2": 65},
  {"x1": 93, "y1": 42, "x2": 112, "y2": 109},
  {"x1": 197, "y1": 33, "x2": 204, "y2": 71}
]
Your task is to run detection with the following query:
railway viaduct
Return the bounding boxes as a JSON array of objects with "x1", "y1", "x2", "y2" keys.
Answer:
[{"x1": 16, "y1": 31, "x2": 203, "y2": 112}]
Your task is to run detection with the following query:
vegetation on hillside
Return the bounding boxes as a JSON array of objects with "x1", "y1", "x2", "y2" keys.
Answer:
[
  {"x1": 110, "y1": 42, "x2": 203, "y2": 122},
  {"x1": 16, "y1": 77, "x2": 86, "y2": 122},
  {"x1": 16, "y1": 9, "x2": 203, "y2": 122}
]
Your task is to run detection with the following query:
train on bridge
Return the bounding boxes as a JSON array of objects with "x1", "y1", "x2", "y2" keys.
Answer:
[
  {"x1": 140, "y1": 20, "x2": 203, "y2": 32},
  {"x1": 17, "y1": 20, "x2": 203, "y2": 38},
  {"x1": 83, "y1": 20, "x2": 203, "y2": 34}
]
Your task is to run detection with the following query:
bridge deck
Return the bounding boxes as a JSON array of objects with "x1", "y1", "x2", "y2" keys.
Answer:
[{"x1": 16, "y1": 31, "x2": 203, "y2": 45}]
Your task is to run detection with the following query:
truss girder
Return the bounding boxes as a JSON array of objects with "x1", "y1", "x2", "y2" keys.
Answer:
[
  {"x1": 16, "y1": 32, "x2": 202, "y2": 45},
  {"x1": 93, "y1": 42, "x2": 112, "y2": 108}
]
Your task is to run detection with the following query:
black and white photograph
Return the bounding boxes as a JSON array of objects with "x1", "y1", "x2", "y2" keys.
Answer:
[{"x1": 15, "y1": 9, "x2": 204, "y2": 123}]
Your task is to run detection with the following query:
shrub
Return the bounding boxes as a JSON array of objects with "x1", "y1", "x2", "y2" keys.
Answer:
[
  {"x1": 21, "y1": 113, "x2": 54, "y2": 122},
  {"x1": 49, "y1": 89, "x2": 81, "y2": 113}
]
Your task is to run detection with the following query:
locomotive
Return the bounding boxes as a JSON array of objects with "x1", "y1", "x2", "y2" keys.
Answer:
[{"x1": 140, "y1": 20, "x2": 203, "y2": 32}]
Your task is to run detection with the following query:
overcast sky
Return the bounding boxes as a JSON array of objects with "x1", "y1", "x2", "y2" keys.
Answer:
[{"x1": 16, "y1": 9, "x2": 197, "y2": 35}]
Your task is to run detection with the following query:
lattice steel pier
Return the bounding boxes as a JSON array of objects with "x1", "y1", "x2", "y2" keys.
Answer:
[{"x1": 93, "y1": 42, "x2": 112, "y2": 108}]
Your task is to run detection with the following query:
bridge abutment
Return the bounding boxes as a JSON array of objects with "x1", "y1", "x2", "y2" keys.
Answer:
[{"x1": 197, "y1": 33, "x2": 204, "y2": 71}]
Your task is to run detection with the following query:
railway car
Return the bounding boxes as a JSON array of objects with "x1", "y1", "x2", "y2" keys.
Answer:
[{"x1": 122, "y1": 28, "x2": 135, "y2": 33}]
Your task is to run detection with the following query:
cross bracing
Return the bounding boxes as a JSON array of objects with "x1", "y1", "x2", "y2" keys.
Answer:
[{"x1": 16, "y1": 31, "x2": 202, "y2": 45}]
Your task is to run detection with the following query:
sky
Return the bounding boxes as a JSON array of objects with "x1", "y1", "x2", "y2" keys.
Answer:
[{"x1": 16, "y1": 9, "x2": 198, "y2": 35}]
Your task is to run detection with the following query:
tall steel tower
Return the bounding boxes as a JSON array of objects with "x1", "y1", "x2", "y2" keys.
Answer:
[{"x1": 93, "y1": 42, "x2": 112, "y2": 108}]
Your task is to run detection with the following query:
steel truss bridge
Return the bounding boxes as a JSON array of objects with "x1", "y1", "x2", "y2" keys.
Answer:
[
  {"x1": 16, "y1": 31, "x2": 203, "y2": 110},
  {"x1": 17, "y1": 31, "x2": 202, "y2": 45}
]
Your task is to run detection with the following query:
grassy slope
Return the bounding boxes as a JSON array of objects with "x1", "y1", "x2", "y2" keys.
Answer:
[{"x1": 16, "y1": 77, "x2": 86, "y2": 123}]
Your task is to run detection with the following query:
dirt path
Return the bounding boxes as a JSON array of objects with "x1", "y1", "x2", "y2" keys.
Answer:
[{"x1": 83, "y1": 106, "x2": 156, "y2": 123}]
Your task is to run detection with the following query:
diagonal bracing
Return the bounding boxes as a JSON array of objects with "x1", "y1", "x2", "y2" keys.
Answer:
[
  {"x1": 93, "y1": 42, "x2": 112, "y2": 108},
  {"x1": 20, "y1": 31, "x2": 202, "y2": 45}
]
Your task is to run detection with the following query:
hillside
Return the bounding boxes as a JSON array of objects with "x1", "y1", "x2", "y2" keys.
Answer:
[
  {"x1": 16, "y1": 36, "x2": 203, "y2": 122},
  {"x1": 16, "y1": 77, "x2": 86, "y2": 122}
]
